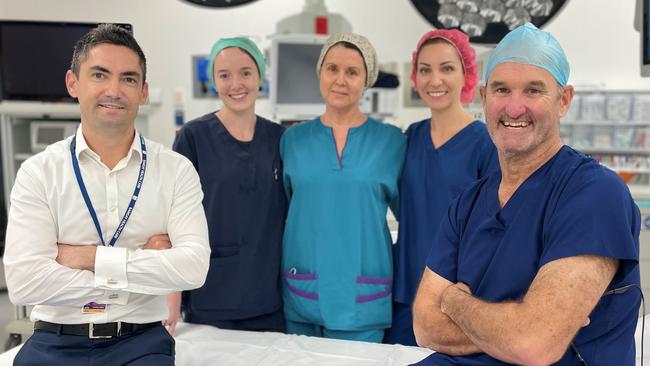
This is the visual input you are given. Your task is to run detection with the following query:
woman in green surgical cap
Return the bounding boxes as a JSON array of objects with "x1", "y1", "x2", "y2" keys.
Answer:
[{"x1": 168, "y1": 37, "x2": 287, "y2": 334}]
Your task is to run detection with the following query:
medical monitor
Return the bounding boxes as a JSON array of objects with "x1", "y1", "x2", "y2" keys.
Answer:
[
  {"x1": 0, "y1": 21, "x2": 132, "y2": 102},
  {"x1": 30, "y1": 120, "x2": 79, "y2": 153},
  {"x1": 270, "y1": 34, "x2": 327, "y2": 122},
  {"x1": 643, "y1": 0, "x2": 650, "y2": 76}
]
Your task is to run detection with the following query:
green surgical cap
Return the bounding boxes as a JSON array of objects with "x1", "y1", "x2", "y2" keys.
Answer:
[
  {"x1": 484, "y1": 23, "x2": 569, "y2": 86},
  {"x1": 208, "y1": 37, "x2": 265, "y2": 87}
]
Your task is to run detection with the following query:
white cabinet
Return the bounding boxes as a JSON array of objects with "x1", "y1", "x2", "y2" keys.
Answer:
[{"x1": 0, "y1": 101, "x2": 150, "y2": 207}]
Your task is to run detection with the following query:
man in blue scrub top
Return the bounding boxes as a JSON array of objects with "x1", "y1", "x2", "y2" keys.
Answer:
[{"x1": 412, "y1": 23, "x2": 641, "y2": 365}]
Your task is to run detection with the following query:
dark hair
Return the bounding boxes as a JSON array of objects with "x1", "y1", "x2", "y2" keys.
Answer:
[
  {"x1": 332, "y1": 41, "x2": 366, "y2": 75},
  {"x1": 70, "y1": 24, "x2": 147, "y2": 83}
]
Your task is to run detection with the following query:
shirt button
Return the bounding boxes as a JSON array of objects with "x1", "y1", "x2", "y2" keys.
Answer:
[{"x1": 110, "y1": 206, "x2": 117, "y2": 212}]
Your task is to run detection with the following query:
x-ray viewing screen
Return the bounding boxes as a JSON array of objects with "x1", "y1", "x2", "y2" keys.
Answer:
[{"x1": 276, "y1": 43, "x2": 323, "y2": 104}]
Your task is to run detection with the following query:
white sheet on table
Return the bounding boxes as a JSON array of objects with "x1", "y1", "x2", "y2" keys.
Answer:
[
  {"x1": 174, "y1": 322, "x2": 432, "y2": 365},
  {"x1": 2, "y1": 316, "x2": 649, "y2": 366}
]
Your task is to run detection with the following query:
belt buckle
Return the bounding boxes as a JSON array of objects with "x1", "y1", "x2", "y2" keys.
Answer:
[{"x1": 88, "y1": 322, "x2": 120, "y2": 339}]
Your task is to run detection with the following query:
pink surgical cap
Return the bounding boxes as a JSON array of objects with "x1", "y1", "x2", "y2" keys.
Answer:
[{"x1": 410, "y1": 29, "x2": 478, "y2": 104}]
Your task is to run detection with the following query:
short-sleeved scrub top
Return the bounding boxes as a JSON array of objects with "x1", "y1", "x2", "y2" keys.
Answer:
[
  {"x1": 415, "y1": 146, "x2": 641, "y2": 366},
  {"x1": 280, "y1": 117, "x2": 406, "y2": 331},
  {"x1": 393, "y1": 119, "x2": 498, "y2": 306},
  {"x1": 173, "y1": 113, "x2": 287, "y2": 324}
]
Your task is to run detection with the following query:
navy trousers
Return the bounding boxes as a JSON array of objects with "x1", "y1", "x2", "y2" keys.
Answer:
[
  {"x1": 186, "y1": 307, "x2": 286, "y2": 333},
  {"x1": 383, "y1": 301, "x2": 418, "y2": 346},
  {"x1": 14, "y1": 324, "x2": 174, "y2": 366}
]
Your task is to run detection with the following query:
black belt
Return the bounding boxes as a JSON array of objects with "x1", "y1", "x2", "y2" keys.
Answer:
[{"x1": 34, "y1": 320, "x2": 162, "y2": 339}]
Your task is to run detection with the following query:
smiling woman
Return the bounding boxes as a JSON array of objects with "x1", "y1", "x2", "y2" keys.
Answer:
[
  {"x1": 170, "y1": 37, "x2": 287, "y2": 334},
  {"x1": 385, "y1": 29, "x2": 498, "y2": 346}
]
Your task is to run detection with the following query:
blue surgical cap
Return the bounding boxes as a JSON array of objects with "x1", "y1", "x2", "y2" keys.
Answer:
[
  {"x1": 208, "y1": 37, "x2": 265, "y2": 87},
  {"x1": 483, "y1": 23, "x2": 569, "y2": 86}
]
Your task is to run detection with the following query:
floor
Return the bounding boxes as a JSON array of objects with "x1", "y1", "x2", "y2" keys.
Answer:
[
  {"x1": 0, "y1": 262, "x2": 29, "y2": 352},
  {"x1": 0, "y1": 291, "x2": 19, "y2": 351}
]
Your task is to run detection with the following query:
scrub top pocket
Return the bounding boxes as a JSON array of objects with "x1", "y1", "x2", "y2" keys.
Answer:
[
  {"x1": 283, "y1": 270, "x2": 321, "y2": 324},
  {"x1": 188, "y1": 244, "x2": 241, "y2": 311},
  {"x1": 354, "y1": 275, "x2": 392, "y2": 329}
]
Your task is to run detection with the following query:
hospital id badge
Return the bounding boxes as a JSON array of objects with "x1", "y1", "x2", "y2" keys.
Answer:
[{"x1": 82, "y1": 302, "x2": 107, "y2": 314}]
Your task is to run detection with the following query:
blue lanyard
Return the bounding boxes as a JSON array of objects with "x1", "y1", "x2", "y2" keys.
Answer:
[{"x1": 70, "y1": 133, "x2": 147, "y2": 247}]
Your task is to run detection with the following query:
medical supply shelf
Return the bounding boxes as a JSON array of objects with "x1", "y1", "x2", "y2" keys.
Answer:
[
  {"x1": 561, "y1": 89, "x2": 650, "y2": 185},
  {"x1": 561, "y1": 119, "x2": 650, "y2": 184}
]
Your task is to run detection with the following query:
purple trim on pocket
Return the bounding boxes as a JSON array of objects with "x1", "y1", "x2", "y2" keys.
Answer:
[
  {"x1": 286, "y1": 283, "x2": 319, "y2": 300},
  {"x1": 356, "y1": 289, "x2": 392, "y2": 303},
  {"x1": 356, "y1": 276, "x2": 392, "y2": 285},
  {"x1": 284, "y1": 272, "x2": 318, "y2": 280}
]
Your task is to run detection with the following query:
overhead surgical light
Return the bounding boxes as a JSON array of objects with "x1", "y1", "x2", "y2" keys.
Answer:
[
  {"x1": 180, "y1": 0, "x2": 259, "y2": 7},
  {"x1": 410, "y1": 0, "x2": 568, "y2": 43}
]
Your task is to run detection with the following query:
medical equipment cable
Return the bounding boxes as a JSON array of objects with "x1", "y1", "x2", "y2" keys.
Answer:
[{"x1": 570, "y1": 284, "x2": 645, "y2": 366}]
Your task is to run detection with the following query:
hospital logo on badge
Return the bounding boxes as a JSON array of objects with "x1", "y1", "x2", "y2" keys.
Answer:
[{"x1": 82, "y1": 302, "x2": 107, "y2": 314}]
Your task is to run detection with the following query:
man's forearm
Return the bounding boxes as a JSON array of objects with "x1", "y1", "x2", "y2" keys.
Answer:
[
  {"x1": 440, "y1": 286, "x2": 516, "y2": 362},
  {"x1": 412, "y1": 272, "x2": 482, "y2": 355},
  {"x1": 5, "y1": 256, "x2": 123, "y2": 307},
  {"x1": 56, "y1": 244, "x2": 97, "y2": 271},
  {"x1": 414, "y1": 302, "x2": 483, "y2": 355},
  {"x1": 441, "y1": 287, "x2": 585, "y2": 365}
]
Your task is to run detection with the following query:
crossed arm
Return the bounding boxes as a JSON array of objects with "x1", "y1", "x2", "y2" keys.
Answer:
[
  {"x1": 4, "y1": 161, "x2": 209, "y2": 307},
  {"x1": 412, "y1": 255, "x2": 618, "y2": 365},
  {"x1": 56, "y1": 234, "x2": 173, "y2": 271},
  {"x1": 57, "y1": 234, "x2": 182, "y2": 335}
]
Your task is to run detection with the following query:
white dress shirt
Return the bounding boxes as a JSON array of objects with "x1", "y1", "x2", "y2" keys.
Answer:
[{"x1": 3, "y1": 126, "x2": 210, "y2": 324}]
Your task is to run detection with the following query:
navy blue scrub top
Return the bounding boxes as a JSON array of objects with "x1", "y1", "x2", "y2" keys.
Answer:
[
  {"x1": 393, "y1": 119, "x2": 497, "y2": 305},
  {"x1": 414, "y1": 146, "x2": 641, "y2": 366},
  {"x1": 173, "y1": 113, "x2": 286, "y2": 321}
]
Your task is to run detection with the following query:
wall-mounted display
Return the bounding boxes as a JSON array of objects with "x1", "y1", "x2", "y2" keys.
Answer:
[{"x1": 0, "y1": 21, "x2": 132, "y2": 102}]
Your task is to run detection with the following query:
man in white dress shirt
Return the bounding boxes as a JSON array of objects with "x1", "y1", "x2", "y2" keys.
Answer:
[{"x1": 3, "y1": 24, "x2": 210, "y2": 365}]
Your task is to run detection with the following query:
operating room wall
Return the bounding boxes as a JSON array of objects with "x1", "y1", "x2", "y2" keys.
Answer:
[{"x1": 0, "y1": 0, "x2": 649, "y2": 146}]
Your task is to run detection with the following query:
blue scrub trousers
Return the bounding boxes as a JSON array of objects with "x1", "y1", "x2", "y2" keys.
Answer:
[
  {"x1": 14, "y1": 325, "x2": 174, "y2": 366},
  {"x1": 190, "y1": 307, "x2": 286, "y2": 333},
  {"x1": 383, "y1": 302, "x2": 417, "y2": 346},
  {"x1": 286, "y1": 320, "x2": 384, "y2": 343}
]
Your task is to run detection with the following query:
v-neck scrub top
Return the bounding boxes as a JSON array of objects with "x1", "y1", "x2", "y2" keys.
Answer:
[
  {"x1": 280, "y1": 117, "x2": 406, "y2": 331},
  {"x1": 173, "y1": 113, "x2": 287, "y2": 322},
  {"x1": 393, "y1": 119, "x2": 497, "y2": 305},
  {"x1": 417, "y1": 146, "x2": 641, "y2": 366}
]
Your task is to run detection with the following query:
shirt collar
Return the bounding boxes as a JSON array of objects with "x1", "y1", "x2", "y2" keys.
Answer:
[{"x1": 73, "y1": 124, "x2": 144, "y2": 164}]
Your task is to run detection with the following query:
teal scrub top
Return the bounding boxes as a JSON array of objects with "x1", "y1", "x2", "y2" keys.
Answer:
[{"x1": 280, "y1": 117, "x2": 406, "y2": 331}]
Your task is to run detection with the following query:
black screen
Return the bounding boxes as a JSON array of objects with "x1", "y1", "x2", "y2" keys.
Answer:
[
  {"x1": 0, "y1": 143, "x2": 4, "y2": 245},
  {"x1": 276, "y1": 43, "x2": 323, "y2": 104},
  {"x1": 0, "y1": 21, "x2": 132, "y2": 102},
  {"x1": 645, "y1": 0, "x2": 650, "y2": 66}
]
